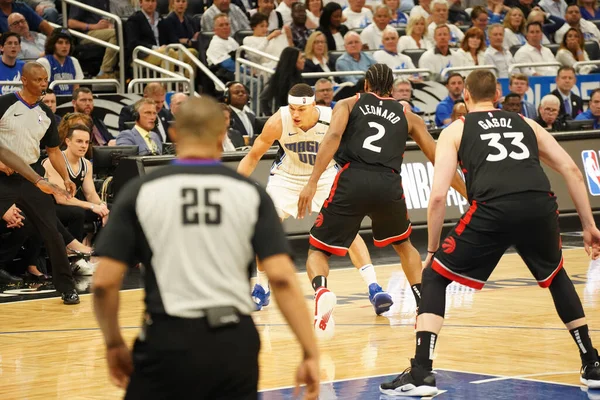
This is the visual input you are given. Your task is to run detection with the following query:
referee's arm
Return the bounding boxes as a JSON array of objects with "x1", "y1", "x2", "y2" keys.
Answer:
[{"x1": 253, "y1": 189, "x2": 320, "y2": 399}]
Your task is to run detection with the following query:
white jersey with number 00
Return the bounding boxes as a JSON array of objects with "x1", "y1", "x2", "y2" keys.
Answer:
[{"x1": 271, "y1": 105, "x2": 337, "y2": 178}]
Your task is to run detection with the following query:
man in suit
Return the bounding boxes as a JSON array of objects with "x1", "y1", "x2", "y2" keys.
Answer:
[
  {"x1": 119, "y1": 83, "x2": 173, "y2": 142},
  {"x1": 509, "y1": 73, "x2": 537, "y2": 118},
  {"x1": 72, "y1": 87, "x2": 115, "y2": 146},
  {"x1": 116, "y1": 99, "x2": 163, "y2": 155},
  {"x1": 124, "y1": 0, "x2": 179, "y2": 69},
  {"x1": 551, "y1": 66, "x2": 584, "y2": 120},
  {"x1": 225, "y1": 82, "x2": 264, "y2": 144}
]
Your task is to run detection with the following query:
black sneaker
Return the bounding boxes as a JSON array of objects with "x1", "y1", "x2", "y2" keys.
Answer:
[
  {"x1": 380, "y1": 359, "x2": 437, "y2": 397},
  {"x1": 61, "y1": 289, "x2": 80, "y2": 305},
  {"x1": 581, "y1": 360, "x2": 600, "y2": 389}
]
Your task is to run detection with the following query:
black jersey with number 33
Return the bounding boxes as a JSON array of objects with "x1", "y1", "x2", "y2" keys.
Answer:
[
  {"x1": 458, "y1": 110, "x2": 551, "y2": 203},
  {"x1": 335, "y1": 93, "x2": 409, "y2": 172}
]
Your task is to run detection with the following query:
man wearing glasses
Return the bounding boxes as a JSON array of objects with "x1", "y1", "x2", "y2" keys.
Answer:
[
  {"x1": 314, "y1": 78, "x2": 336, "y2": 108},
  {"x1": 0, "y1": 0, "x2": 54, "y2": 36},
  {"x1": 8, "y1": 12, "x2": 46, "y2": 59},
  {"x1": 534, "y1": 94, "x2": 564, "y2": 131}
]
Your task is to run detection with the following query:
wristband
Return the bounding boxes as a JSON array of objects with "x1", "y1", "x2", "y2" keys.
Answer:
[
  {"x1": 34, "y1": 176, "x2": 44, "y2": 185},
  {"x1": 427, "y1": 250, "x2": 437, "y2": 254}
]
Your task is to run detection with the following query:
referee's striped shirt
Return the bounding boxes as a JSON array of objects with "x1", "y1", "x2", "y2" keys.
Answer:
[
  {"x1": 0, "y1": 92, "x2": 59, "y2": 165},
  {"x1": 94, "y1": 160, "x2": 291, "y2": 317}
]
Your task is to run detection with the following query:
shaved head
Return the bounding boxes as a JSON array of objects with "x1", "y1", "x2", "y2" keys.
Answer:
[
  {"x1": 175, "y1": 96, "x2": 226, "y2": 144},
  {"x1": 22, "y1": 61, "x2": 46, "y2": 78}
]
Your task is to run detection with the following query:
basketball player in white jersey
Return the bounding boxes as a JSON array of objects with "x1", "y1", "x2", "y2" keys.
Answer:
[{"x1": 238, "y1": 84, "x2": 393, "y2": 316}]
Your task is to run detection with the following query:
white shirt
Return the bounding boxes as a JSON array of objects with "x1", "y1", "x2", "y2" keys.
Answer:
[
  {"x1": 418, "y1": 47, "x2": 459, "y2": 81},
  {"x1": 410, "y1": 5, "x2": 430, "y2": 19},
  {"x1": 360, "y1": 24, "x2": 390, "y2": 50},
  {"x1": 555, "y1": 48, "x2": 595, "y2": 74},
  {"x1": 242, "y1": 35, "x2": 287, "y2": 69},
  {"x1": 514, "y1": 42, "x2": 559, "y2": 76},
  {"x1": 307, "y1": 11, "x2": 320, "y2": 27},
  {"x1": 454, "y1": 48, "x2": 486, "y2": 76},
  {"x1": 342, "y1": 7, "x2": 373, "y2": 29},
  {"x1": 323, "y1": 0, "x2": 349, "y2": 8},
  {"x1": 397, "y1": 35, "x2": 432, "y2": 52},
  {"x1": 143, "y1": 10, "x2": 160, "y2": 47},
  {"x1": 332, "y1": 32, "x2": 345, "y2": 50},
  {"x1": 555, "y1": 20, "x2": 600, "y2": 44},
  {"x1": 503, "y1": 28, "x2": 526, "y2": 49},
  {"x1": 483, "y1": 46, "x2": 514, "y2": 78},
  {"x1": 206, "y1": 36, "x2": 240, "y2": 66},
  {"x1": 373, "y1": 50, "x2": 416, "y2": 70},
  {"x1": 231, "y1": 105, "x2": 254, "y2": 137},
  {"x1": 276, "y1": 2, "x2": 293, "y2": 25},
  {"x1": 427, "y1": 22, "x2": 464, "y2": 47},
  {"x1": 538, "y1": 0, "x2": 568, "y2": 19}
]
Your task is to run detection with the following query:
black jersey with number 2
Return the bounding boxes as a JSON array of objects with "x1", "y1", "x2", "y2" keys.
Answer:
[
  {"x1": 335, "y1": 93, "x2": 409, "y2": 172},
  {"x1": 458, "y1": 110, "x2": 551, "y2": 203}
]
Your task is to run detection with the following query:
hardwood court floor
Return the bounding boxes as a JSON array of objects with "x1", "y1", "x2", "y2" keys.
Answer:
[{"x1": 0, "y1": 248, "x2": 599, "y2": 399}]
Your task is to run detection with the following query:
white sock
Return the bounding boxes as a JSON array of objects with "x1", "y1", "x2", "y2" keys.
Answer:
[
  {"x1": 359, "y1": 264, "x2": 377, "y2": 287},
  {"x1": 257, "y1": 270, "x2": 269, "y2": 292}
]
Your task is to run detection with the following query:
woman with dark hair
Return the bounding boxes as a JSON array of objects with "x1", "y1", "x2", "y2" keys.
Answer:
[
  {"x1": 260, "y1": 47, "x2": 306, "y2": 115},
  {"x1": 556, "y1": 27, "x2": 595, "y2": 74},
  {"x1": 455, "y1": 27, "x2": 487, "y2": 75},
  {"x1": 317, "y1": 2, "x2": 348, "y2": 51}
]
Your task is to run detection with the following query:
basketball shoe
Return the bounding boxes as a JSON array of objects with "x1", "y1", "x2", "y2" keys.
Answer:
[
  {"x1": 368, "y1": 283, "x2": 393, "y2": 315},
  {"x1": 379, "y1": 359, "x2": 438, "y2": 397},
  {"x1": 314, "y1": 287, "x2": 336, "y2": 339},
  {"x1": 581, "y1": 354, "x2": 600, "y2": 389},
  {"x1": 251, "y1": 284, "x2": 270, "y2": 311}
]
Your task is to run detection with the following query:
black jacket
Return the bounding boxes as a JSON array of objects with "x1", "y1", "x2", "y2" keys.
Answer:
[
  {"x1": 118, "y1": 104, "x2": 173, "y2": 142},
  {"x1": 317, "y1": 25, "x2": 349, "y2": 52},
  {"x1": 303, "y1": 58, "x2": 337, "y2": 86},
  {"x1": 125, "y1": 11, "x2": 163, "y2": 63},
  {"x1": 228, "y1": 105, "x2": 265, "y2": 139},
  {"x1": 158, "y1": 12, "x2": 199, "y2": 45},
  {"x1": 551, "y1": 89, "x2": 584, "y2": 120}
]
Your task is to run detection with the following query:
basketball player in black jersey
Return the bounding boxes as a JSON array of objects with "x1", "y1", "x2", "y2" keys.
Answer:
[
  {"x1": 297, "y1": 64, "x2": 467, "y2": 335},
  {"x1": 379, "y1": 70, "x2": 600, "y2": 396}
]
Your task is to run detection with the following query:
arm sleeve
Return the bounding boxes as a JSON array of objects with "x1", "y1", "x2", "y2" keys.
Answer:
[
  {"x1": 72, "y1": 57, "x2": 84, "y2": 80},
  {"x1": 94, "y1": 179, "x2": 142, "y2": 266},
  {"x1": 251, "y1": 186, "x2": 292, "y2": 260},
  {"x1": 39, "y1": 103, "x2": 60, "y2": 148}
]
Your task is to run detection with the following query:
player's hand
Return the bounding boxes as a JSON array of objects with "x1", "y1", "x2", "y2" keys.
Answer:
[
  {"x1": 583, "y1": 226, "x2": 600, "y2": 260},
  {"x1": 298, "y1": 182, "x2": 317, "y2": 219},
  {"x1": 423, "y1": 252, "x2": 434, "y2": 270},
  {"x1": 36, "y1": 179, "x2": 72, "y2": 199},
  {"x1": 294, "y1": 357, "x2": 320, "y2": 400},
  {"x1": 63, "y1": 179, "x2": 77, "y2": 197},
  {"x1": 106, "y1": 343, "x2": 133, "y2": 389},
  {"x1": 3, "y1": 205, "x2": 24, "y2": 228},
  {"x1": 0, "y1": 161, "x2": 13, "y2": 176}
]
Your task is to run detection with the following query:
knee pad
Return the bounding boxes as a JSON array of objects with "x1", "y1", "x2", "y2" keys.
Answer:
[{"x1": 418, "y1": 267, "x2": 452, "y2": 318}]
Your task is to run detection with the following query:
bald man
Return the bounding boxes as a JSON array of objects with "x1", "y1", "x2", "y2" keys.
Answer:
[
  {"x1": 335, "y1": 31, "x2": 376, "y2": 84},
  {"x1": 118, "y1": 83, "x2": 174, "y2": 142},
  {"x1": 8, "y1": 12, "x2": 46, "y2": 58}
]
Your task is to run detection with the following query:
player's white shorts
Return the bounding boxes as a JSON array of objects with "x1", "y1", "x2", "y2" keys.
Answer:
[{"x1": 266, "y1": 167, "x2": 338, "y2": 219}]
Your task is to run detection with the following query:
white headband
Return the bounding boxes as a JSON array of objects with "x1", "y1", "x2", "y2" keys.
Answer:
[{"x1": 288, "y1": 95, "x2": 315, "y2": 105}]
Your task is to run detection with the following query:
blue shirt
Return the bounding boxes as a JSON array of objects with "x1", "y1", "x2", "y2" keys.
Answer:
[
  {"x1": 335, "y1": 52, "x2": 376, "y2": 84},
  {"x1": 390, "y1": 10, "x2": 408, "y2": 27},
  {"x1": 575, "y1": 109, "x2": 600, "y2": 129},
  {"x1": 0, "y1": 2, "x2": 43, "y2": 33},
  {"x1": 44, "y1": 55, "x2": 77, "y2": 95},
  {"x1": 435, "y1": 96, "x2": 455, "y2": 128},
  {"x1": 0, "y1": 60, "x2": 24, "y2": 95}
]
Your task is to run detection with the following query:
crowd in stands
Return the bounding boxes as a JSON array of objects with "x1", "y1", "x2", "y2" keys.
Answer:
[{"x1": 1, "y1": 0, "x2": 600, "y2": 282}]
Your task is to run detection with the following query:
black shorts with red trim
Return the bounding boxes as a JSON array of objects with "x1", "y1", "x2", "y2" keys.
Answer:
[
  {"x1": 432, "y1": 192, "x2": 563, "y2": 290},
  {"x1": 309, "y1": 163, "x2": 411, "y2": 256}
]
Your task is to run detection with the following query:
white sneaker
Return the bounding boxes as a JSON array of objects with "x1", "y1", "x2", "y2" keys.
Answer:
[
  {"x1": 314, "y1": 287, "x2": 336, "y2": 340},
  {"x1": 71, "y1": 259, "x2": 95, "y2": 276}
]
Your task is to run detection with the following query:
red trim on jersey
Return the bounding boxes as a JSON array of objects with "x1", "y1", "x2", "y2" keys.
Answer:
[
  {"x1": 518, "y1": 113, "x2": 526, "y2": 120},
  {"x1": 309, "y1": 235, "x2": 348, "y2": 256},
  {"x1": 324, "y1": 163, "x2": 350, "y2": 208},
  {"x1": 367, "y1": 92, "x2": 395, "y2": 101},
  {"x1": 432, "y1": 259, "x2": 485, "y2": 290},
  {"x1": 374, "y1": 225, "x2": 412, "y2": 247},
  {"x1": 459, "y1": 116, "x2": 465, "y2": 122},
  {"x1": 537, "y1": 257, "x2": 564, "y2": 288},
  {"x1": 455, "y1": 201, "x2": 478, "y2": 236}
]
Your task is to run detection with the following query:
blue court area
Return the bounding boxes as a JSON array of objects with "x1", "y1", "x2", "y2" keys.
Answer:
[{"x1": 260, "y1": 370, "x2": 599, "y2": 399}]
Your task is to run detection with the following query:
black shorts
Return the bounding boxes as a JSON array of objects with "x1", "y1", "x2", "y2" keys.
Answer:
[
  {"x1": 126, "y1": 314, "x2": 259, "y2": 400},
  {"x1": 309, "y1": 163, "x2": 411, "y2": 256},
  {"x1": 432, "y1": 192, "x2": 563, "y2": 290}
]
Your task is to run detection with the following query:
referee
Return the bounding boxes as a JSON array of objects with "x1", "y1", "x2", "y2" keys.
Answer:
[
  {"x1": 0, "y1": 62, "x2": 79, "y2": 304},
  {"x1": 92, "y1": 97, "x2": 320, "y2": 400}
]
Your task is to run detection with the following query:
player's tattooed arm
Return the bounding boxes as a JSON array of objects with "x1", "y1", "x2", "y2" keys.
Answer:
[{"x1": 237, "y1": 110, "x2": 283, "y2": 177}]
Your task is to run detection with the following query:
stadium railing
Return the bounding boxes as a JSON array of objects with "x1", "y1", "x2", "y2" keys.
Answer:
[
  {"x1": 508, "y1": 61, "x2": 562, "y2": 75},
  {"x1": 441, "y1": 65, "x2": 499, "y2": 79},
  {"x1": 573, "y1": 60, "x2": 600, "y2": 74},
  {"x1": 132, "y1": 46, "x2": 195, "y2": 95},
  {"x1": 165, "y1": 43, "x2": 225, "y2": 92},
  {"x1": 57, "y1": 0, "x2": 125, "y2": 93},
  {"x1": 48, "y1": 79, "x2": 120, "y2": 91}
]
